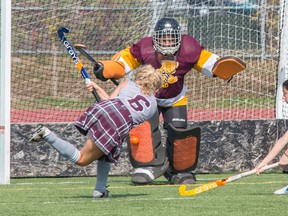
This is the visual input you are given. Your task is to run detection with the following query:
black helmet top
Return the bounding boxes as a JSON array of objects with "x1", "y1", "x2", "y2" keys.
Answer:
[{"x1": 153, "y1": 17, "x2": 181, "y2": 55}]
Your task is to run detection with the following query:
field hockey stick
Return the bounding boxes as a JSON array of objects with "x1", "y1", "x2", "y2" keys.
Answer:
[
  {"x1": 179, "y1": 162, "x2": 279, "y2": 196},
  {"x1": 74, "y1": 44, "x2": 119, "y2": 86},
  {"x1": 57, "y1": 27, "x2": 101, "y2": 102}
]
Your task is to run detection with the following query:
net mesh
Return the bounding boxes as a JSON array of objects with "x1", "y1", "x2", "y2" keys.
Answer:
[{"x1": 11, "y1": 0, "x2": 281, "y2": 123}]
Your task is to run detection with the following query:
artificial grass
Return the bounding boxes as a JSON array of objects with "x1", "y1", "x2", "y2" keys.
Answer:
[{"x1": 0, "y1": 173, "x2": 287, "y2": 216}]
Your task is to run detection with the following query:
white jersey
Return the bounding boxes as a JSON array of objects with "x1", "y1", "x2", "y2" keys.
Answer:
[{"x1": 117, "y1": 81, "x2": 157, "y2": 125}]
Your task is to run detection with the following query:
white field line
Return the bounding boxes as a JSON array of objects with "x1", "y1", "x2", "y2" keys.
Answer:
[
  {"x1": 0, "y1": 197, "x2": 196, "y2": 205},
  {"x1": 4, "y1": 180, "x2": 286, "y2": 190},
  {"x1": 12, "y1": 181, "x2": 86, "y2": 185}
]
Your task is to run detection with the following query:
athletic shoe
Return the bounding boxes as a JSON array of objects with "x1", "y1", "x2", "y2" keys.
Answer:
[
  {"x1": 92, "y1": 190, "x2": 111, "y2": 198},
  {"x1": 281, "y1": 164, "x2": 288, "y2": 174},
  {"x1": 29, "y1": 126, "x2": 51, "y2": 142},
  {"x1": 131, "y1": 158, "x2": 169, "y2": 184},
  {"x1": 274, "y1": 185, "x2": 288, "y2": 195},
  {"x1": 168, "y1": 172, "x2": 197, "y2": 184},
  {"x1": 164, "y1": 168, "x2": 197, "y2": 184}
]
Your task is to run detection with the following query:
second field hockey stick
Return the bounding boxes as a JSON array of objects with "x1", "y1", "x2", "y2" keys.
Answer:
[
  {"x1": 179, "y1": 162, "x2": 279, "y2": 196},
  {"x1": 74, "y1": 44, "x2": 119, "y2": 86},
  {"x1": 57, "y1": 27, "x2": 101, "y2": 102}
]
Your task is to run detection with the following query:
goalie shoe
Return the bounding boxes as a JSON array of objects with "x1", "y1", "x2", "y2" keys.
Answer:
[
  {"x1": 164, "y1": 169, "x2": 196, "y2": 184},
  {"x1": 131, "y1": 158, "x2": 169, "y2": 184}
]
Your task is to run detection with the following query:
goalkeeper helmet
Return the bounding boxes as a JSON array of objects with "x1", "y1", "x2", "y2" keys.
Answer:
[{"x1": 153, "y1": 17, "x2": 181, "y2": 55}]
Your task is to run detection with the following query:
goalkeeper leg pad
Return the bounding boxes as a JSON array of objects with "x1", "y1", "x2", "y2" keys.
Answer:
[
  {"x1": 166, "y1": 124, "x2": 201, "y2": 174},
  {"x1": 127, "y1": 112, "x2": 169, "y2": 184}
]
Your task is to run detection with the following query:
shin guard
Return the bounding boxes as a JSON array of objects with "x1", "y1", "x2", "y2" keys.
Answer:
[{"x1": 166, "y1": 124, "x2": 201, "y2": 173}]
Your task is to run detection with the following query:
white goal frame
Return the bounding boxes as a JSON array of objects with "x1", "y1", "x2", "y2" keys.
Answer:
[
  {"x1": 0, "y1": 0, "x2": 11, "y2": 184},
  {"x1": 276, "y1": 0, "x2": 288, "y2": 119}
]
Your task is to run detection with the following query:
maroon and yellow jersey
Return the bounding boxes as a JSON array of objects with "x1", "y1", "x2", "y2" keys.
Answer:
[
  {"x1": 100, "y1": 35, "x2": 221, "y2": 106},
  {"x1": 130, "y1": 35, "x2": 203, "y2": 100}
]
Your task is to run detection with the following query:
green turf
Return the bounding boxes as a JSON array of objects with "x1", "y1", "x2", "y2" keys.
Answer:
[{"x1": 0, "y1": 173, "x2": 287, "y2": 216}]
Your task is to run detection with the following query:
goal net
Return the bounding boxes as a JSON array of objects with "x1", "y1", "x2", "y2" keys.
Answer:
[{"x1": 10, "y1": 0, "x2": 287, "y2": 124}]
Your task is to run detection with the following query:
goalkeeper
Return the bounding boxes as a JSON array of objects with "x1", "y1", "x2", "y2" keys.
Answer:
[{"x1": 93, "y1": 17, "x2": 246, "y2": 185}]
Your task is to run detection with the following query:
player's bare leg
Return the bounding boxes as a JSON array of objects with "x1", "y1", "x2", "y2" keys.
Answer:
[
  {"x1": 30, "y1": 126, "x2": 111, "y2": 198},
  {"x1": 29, "y1": 126, "x2": 103, "y2": 166},
  {"x1": 76, "y1": 136, "x2": 104, "y2": 166}
]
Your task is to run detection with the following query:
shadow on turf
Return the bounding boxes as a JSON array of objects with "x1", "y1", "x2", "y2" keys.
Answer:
[
  {"x1": 78, "y1": 193, "x2": 148, "y2": 199},
  {"x1": 130, "y1": 181, "x2": 171, "y2": 186}
]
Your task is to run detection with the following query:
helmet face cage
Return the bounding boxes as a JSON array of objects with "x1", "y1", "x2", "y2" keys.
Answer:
[{"x1": 153, "y1": 18, "x2": 181, "y2": 55}]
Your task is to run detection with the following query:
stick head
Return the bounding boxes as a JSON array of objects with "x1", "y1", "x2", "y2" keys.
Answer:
[
  {"x1": 57, "y1": 26, "x2": 69, "y2": 39},
  {"x1": 178, "y1": 185, "x2": 188, "y2": 196},
  {"x1": 74, "y1": 44, "x2": 87, "y2": 49}
]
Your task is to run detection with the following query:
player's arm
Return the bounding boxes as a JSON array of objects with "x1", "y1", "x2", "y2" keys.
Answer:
[
  {"x1": 87, "y1": 80, "x2": 129, "y2": 100},
  {"x1": 86, "y1": 81, "x2": 109, "y2": 100},
  {"x1": 108, "y1": 80, "x2": 129, "y2": 99},
  {"x1": 255, "y1": 130, "x2": 288, "y2": 174},
  {"x1": 193, "y1": 49, "x2": 246, "y2": 80},
  {"x1": 94, "y1": 47, "x2": 142, "y2": 81}
]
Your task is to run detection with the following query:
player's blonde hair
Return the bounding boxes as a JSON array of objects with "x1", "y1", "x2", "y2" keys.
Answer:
[{"x1": 133, "y1": 64, "x2": 163, "y2": 96}]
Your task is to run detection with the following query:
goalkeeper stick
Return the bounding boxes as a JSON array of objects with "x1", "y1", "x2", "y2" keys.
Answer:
[
  {"x1": 74, "y1": 44, "x2": 119, "y2": 86},
  {"x1": 57, "y1": 27, "x2": 101, "y2": 102},
  {"x1": 179, "y1": 162, "x2": 279, "y2": 196}
]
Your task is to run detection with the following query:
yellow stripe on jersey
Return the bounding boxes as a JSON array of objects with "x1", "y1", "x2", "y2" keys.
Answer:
[
  {"x1": 173, "y1": 96, "x2": 187, "y2": 106},
  {"x1": 100, "y1": 47, "x2": 142, "y2": 79},
  {"x1": 193, "y1": 49, "x2": 213, "y2": 72},
  {"x1": 118, "y1": 47, "x2": 142, "y2": 70}
]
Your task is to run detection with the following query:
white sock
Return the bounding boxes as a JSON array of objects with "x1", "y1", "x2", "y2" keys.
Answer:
[
  {"x1": 44, "y1": 132, "x2": 80, "y2": 163},
  {"x1": 95, "y1": 160, "x2": 111, "y2": 192}
]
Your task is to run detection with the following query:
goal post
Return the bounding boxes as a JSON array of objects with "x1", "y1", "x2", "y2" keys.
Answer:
[
  {"x1": 0, "y1": 0, "x2": 11, "y2": 184},
  {"x1": 276, "y1": 0, "x2": 288, "y2": 119}
]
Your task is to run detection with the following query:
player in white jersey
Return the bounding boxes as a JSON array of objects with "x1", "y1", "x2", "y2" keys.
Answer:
[
  {"x1": 118, "y1": 81, "x2": 158, "y2": 124},
  {"x1": 29, "y1": 64, "x2": 162, "y2": 198},
  {"x1": 255, "y1": 79, "x2": 288, "y2": 195}
]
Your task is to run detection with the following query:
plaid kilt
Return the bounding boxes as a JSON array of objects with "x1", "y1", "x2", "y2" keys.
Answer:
[{"x1": 74, "y1": 99, "x2": 133, "y2": 163}]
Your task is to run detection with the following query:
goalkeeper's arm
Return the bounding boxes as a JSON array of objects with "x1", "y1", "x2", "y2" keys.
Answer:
[
  {"x1": 193, "y1": 49, "x2": 246, "y2": 80},
  {"x1": 94, "y1": 47, "x2": 141, "y2": 81}
]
